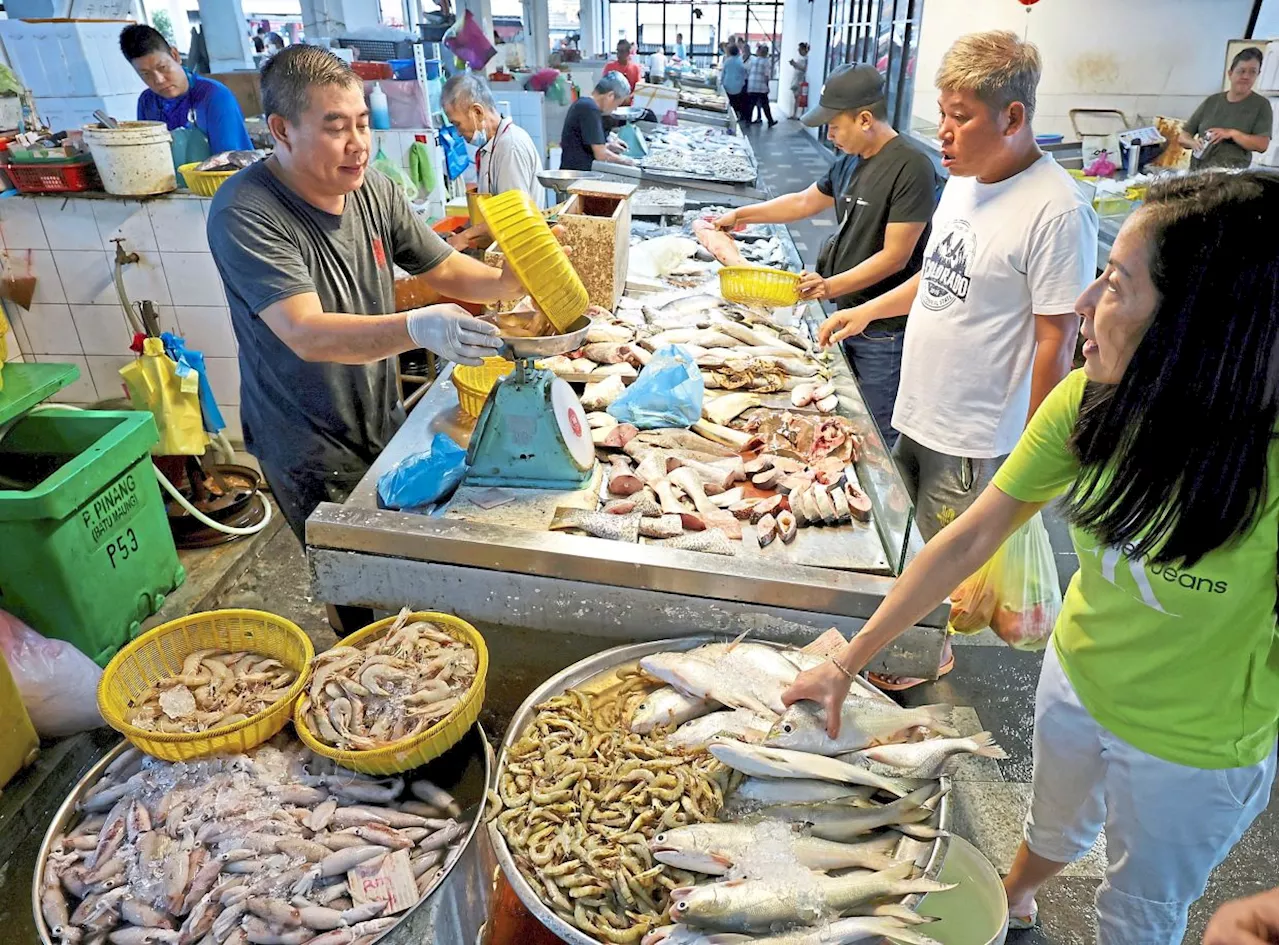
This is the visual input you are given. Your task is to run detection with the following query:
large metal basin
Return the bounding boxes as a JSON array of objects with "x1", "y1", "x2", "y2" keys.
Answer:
[
  {"x1": 33, "y1": 726, "x2": 493, "y2": 945},
  {"x1": 488, "y1": 636, "x2": 951, "y2": 945}
]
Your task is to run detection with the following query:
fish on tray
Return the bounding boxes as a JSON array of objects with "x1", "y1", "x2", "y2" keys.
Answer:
[
  {"x1": 753, "y1": 783, "x2": 943, "y2": 843},
  {"x1": 729, "y1": 777, "x2": 876, "y2": 808},
  {"x1": 548, "y1": 507, "x2": 641, "y2": 542},
  {"x1": 665, "y1": 707, "x2": 774, "y2": 751},
  {"x1": 708, "y1": 741, "x2": 923, "y2": 798},
  {"x1": 691, "y1": 219, "x2": 747, "y2": 267},
  {"x1": 649, "y1": 821, "x2": 903, "y2": 875},
  {"x1": 668, "y1": 860, "x2": 955, "y2": 934},
  {"x1": 644, "y1": 915, "x2": 947, "y2": 945},
  {"x1": 640, "y1": 642, "x2": 821, "y2": 716},
  {"x1": 766, "y1": 701, "x2": 960, "y2": 755},
  {"x1": 841, "y1": 732, "x2": 1008, "y2": 780},
  {"x1": 629, "y1": 686, "x2": 719, "y2": 733}
]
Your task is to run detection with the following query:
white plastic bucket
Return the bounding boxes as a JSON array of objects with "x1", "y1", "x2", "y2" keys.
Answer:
[{"x1": 81, "y1": 121, "x2": 176, "y2": 196}]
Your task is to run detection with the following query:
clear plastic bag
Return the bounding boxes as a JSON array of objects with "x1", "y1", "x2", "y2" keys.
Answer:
[
  {"x1": 0, "y1": 609, "x2": 104, "y2": 737},
  {"x1": 377, "y1": 432, "x2": 468, "y2": 511},
  {"x1": 947, "y1": 511, "x2": 1062, "y2": 651},
  {"x1": 606, "y1": 344, "x2": 704, "y2": 429}
]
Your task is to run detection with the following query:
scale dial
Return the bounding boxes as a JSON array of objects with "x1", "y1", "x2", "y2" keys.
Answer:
[{"x1": 550, "y1": 377, "x2": 595, "y2": 470}]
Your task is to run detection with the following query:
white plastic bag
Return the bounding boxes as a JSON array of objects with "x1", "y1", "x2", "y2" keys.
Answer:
[{"x1": 0, "y1": 609, "x2": 104, "y2": 737}]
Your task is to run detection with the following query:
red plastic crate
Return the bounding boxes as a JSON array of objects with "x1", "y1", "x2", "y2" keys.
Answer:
[
  {"x1": 351, "y1": 60, "x2": 393, "y2": 80},
  {"x1": 8, "y1": 160, "x2": 100, "y2": 193}
]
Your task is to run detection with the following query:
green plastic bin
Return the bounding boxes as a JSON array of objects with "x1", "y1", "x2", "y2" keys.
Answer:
[{"x1": 0, "y1": 408, "x2": 185, "y2": 666}]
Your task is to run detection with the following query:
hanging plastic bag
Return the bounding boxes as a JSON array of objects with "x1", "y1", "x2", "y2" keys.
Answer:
[
  {"x1": 607, "y1": 344, "x2": 704, "y2": 429},
  {"x1": 444, "y1": 11, "x2": 497, "y2": 71},
  {"x1": 0, "y1": 609, "x2": 104, "y2": 737},
  {"x1": 947, "y1": 512, "x2": 1061, "y2": 651},
  {"x1": 160, "y1": 332, "x2": 225, "y2": 435},
  {"x1": 373, "y1": 145, "x2": 418, "y2": 203},
  {"x1": 119, "y1": 336, "x2": 209, "y2": 455},
  {"x1": 437, "y1": 124, "x2": 471, "y2": 181},
  {"x1": 377, "y1": 432, "x2": 468, "y2": 511}
]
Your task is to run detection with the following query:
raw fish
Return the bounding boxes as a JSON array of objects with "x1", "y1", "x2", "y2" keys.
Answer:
[
  {"x1": 845, "y1": 731, "x2": 1007, "y2": 779},
  {"x1": 668, "y1": 529, "x2": 735, "y2": 556},
  {"x1": 767, "y1": 701, "x2": 959, "y2": 755},
  {"x1": 730, "y1": 777, "x2": 875, "y2": 807},
  {"x1": 707, "y1": 742, "x2": 917, "y2": 797},
  {"x1": 630, "y1": 687, "x2": 717, "y2": 733},
  {"x1": 666, "y1": 708, "x2": 773, "y2": 751},
  {"x1": 548, "y1": 508, "x2": 640, "y2": 542},
  {"x1": 692, "y1": 219, "x2": 747, "y2": 267},
  {"x1": 755, "y1": 784, "x2": 941, "y2": 844},
  {"x1": 649, "y1": 822, "x2": 901, "y2": 875}
]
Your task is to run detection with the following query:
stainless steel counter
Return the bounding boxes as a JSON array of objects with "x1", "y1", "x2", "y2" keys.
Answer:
[{"x1": 307, "y1": 219, "x2": 947, "y2": 677}]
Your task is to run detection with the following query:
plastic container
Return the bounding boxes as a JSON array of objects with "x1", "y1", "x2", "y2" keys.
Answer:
[
  {"x1": 453, "y1": 356, "x2": 515, "y2": 417},
  {"x1": 478, "y1": 190, "x2": 588, "y2": 333},
  {"x1": 81, "y1": 121, "x2": 176, "y2": 196},
  {"x1": 294, "y1": 612, "x2": 489, "y2": 775},
  {"x1": 719, "y1": 265, "x2": 802, "y2": 307},
  {"x1": 351, "y1": 60, "x2": 393, "y2": 80},
  {"x1": 178, "y1": 161, "x2": 237, "y2": 197},
  {"x1": 0, "y1": 649, "x2": 39, "y2": 789},
  {"x1": 370, "y1": 82, "x2": 391, "y2": 130},
  {"x1": 0, "y1": 409, "x2": 185, "y2": 666},
  {"x1": 7, "y1": 159, "x2": 100, "y2": 194},
  {"x1": 387, "y1": 58, "x2": 417, "y2": 79},
  {"x1": 98, "y1": 609, "x2": 314, "y2": 761}
]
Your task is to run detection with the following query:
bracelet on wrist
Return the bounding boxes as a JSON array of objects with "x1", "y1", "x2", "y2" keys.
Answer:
[{"x1": 829, "y1": 656, "x2": 855, "y2": 680}]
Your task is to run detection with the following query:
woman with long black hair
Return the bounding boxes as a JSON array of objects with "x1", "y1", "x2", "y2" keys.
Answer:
[{"x1": 783, "y1": 170, "x2": 1278, "y2": 945}]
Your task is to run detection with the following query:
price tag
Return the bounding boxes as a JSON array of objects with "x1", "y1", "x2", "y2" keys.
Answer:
[{"x1": 348, "y1": 848, "x2": 418, "y2": 915}]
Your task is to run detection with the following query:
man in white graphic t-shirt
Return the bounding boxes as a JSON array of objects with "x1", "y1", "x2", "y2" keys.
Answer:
[{"x1": 819, "y1": 30, "x2": 1098, "y2": 688}]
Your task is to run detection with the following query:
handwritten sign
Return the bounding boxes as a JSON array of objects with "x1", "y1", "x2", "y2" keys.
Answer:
[
  {"x1": 348, "y1": 848, "x2": 418, "y2": 915},
  {"x1": 801, "y1": 627, "x2": 848, "y2": 659}
]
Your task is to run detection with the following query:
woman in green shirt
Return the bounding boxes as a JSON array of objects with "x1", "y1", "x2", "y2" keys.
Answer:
[{"x1": 783, "y1": 170, "x2": 1278, "y2": 945}]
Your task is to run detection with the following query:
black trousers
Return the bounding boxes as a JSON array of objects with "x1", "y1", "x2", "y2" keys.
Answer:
[{"x1": 751, "y1": 92, "x2": 773, "y2": 123}]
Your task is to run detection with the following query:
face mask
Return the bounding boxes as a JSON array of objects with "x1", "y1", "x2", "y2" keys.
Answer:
[{"x1": 470, "y1": 126, "x2": 488, "y2": 148}]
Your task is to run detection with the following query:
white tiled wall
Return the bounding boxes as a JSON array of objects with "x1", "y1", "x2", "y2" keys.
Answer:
[{"x1": 0, "y1": 194, "x2": 243, "y2": 438}]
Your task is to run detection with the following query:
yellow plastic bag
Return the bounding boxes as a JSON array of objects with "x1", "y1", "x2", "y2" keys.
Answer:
[
  {"x1": 119, "y1": 336, "x2": 208, "y2": 456},
  {"x1": 947, "y1": 512, "x2": 1062, "y2": 651}
]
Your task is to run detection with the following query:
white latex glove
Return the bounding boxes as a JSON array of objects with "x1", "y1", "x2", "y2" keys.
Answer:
[{"x1": 405, "y1": 303, "x2": 503, "y2": 366}]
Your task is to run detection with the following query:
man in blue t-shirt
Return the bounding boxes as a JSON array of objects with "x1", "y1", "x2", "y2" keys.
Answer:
[{"x1": 119, "y1": 24, "x2": 253, "y2": 166}]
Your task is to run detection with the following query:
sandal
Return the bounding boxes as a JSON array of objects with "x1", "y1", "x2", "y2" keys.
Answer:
[
  {"x1": 1007, "y1": 906, "x2": 1039, "y2": 930},
  {"x1": 867, "y1": 651, "x2": 956, "y2": 692}
]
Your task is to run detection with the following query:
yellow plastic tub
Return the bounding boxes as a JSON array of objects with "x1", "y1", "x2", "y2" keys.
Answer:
[
  {"x1": 453, "y1": 356, "x2": 515, "y2": 418},
  {"x1": 478, "y1": 190, "x2": 588, "y2": 333},
  {"x1": 97, "y1": 609, "x2": 314, "y2": 761},
  {"x1": 178, "y1": 162, "x2": 237, "y2": 197},
  {"x1": 720, "y1": 265, "x2": 802, "y2": 308},
  {"x1": 0, "y1": 650, "x2": 39, "y2": 788},
  {"x1": 293, "y1": 612, "x2": 488, "y2": 775}
]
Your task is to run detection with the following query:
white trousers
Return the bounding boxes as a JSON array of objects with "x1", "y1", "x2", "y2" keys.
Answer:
[{"x1": 1024, "y1": 645, "x2": 1276, "y2": 945}]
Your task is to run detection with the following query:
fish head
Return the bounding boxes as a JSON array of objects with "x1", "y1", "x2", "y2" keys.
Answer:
[
  {"x1": 670, "y1": 878, "x2": 786, "y2": 931},
  {"x1": 764, "y1": 704, "x2": 828, "y2": 752},
  {"x1": 630, "y1": 688, "x2": 687, "y2": 733},
  {"x1": 649, "y1": 827, "x2": 733, "y2": 874}
]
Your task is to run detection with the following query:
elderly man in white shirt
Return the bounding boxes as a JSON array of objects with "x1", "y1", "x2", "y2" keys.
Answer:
[{"x1": 442, "y1": 72, "x2": 545, "y2": 249}]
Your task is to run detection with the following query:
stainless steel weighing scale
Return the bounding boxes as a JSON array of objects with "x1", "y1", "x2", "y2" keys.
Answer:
[{"x1": 464, "y1": 315, "x2": 597, "y2": 489}]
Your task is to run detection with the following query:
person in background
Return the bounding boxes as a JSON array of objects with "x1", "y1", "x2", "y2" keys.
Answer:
[
  {"x1": 720, "y1": 43, "x2": 748, "y2": 124},
  {"x1": 1179, "y1": 46, "x2": 1272, "y2": 170},
  {"x1": 206, "y1": 45, "x2": 522, "y2": 557},
  {"x1": 603, "y1": 39, "x2": 641, "y2": 92},
  {"x1": 820, "y1": 31, "x2": 1096, "y2": 689},
  {"x1": 441, "y1": 73, "x2": 545, "y2": 249},
  {"x1": 788, "y1": 42, "x2": 809, "y2": 119},
  {"x1": 674, "y1": 34, "x2": 687, "y2": 61},
  {"x1": 747, "y1": 43, "x2": 776, "y2": 126},
  {"x1": 119, "y1": 24, "x2": 252, "y2": 168},
  {"x1": 559, "y1": 72, "x2": 636, "y2": 171},
  {"x1": 1203, "y1": 889, "x2": 1279, "y2": 945},
  {"x1": 785, "y1": 168, "x2": 1277, "y2": 945},
  {"x1": 716, "y1": 64, "x2": 937, "y2": 448},
  {"x1": 265, "y1": 31, "x2": 286, "y2": 55},
  {"x1": 252, "y1": 34, "x2": 266, "y2": 54},
  {"x1": 647, "y1": 46, "x2": 668, "y2": 83}
]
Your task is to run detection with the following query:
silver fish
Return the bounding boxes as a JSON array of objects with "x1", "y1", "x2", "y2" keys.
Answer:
[
  {"x1": 666, "y1": 708, "x2": 774, "y2": 751},
  {"x1": 641, "y1": 643, "x2": 819, "y2": 717},
  {"x1": 647, "y1": 915, "x2": 946, "y2": 945},
  {"x1": 730, "y1": 777, "x2": 876, "y2": 807},
  {"x1": 707, "y1": 741, "x2": 918, "y2": 798},
  {"x1": 767, "y1": 702, "x2": 960, "y2": 755},
  {"x1": 756, "y1": 784, "x2": 940, "y2": 843},
  {"x1": 548, "y1": 507, "x2": 641, "y2": 543},
  {"x1": 649, "y1": 822, "x2": 902, "y2": 875},
  {"x1": 843, "y1": 732, "x2": 1008, "y2": 780},
  {"x1": 669, "y1": 861, "x2": 954, "y2": 933},
  {"x1": 629, "y1": 687, "x2": 718, "y2": 734}
]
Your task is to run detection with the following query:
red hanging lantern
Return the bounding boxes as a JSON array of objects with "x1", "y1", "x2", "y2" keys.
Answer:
[{"x1": 1017, "y1": 0, "x2": 1041, "y2": 5}]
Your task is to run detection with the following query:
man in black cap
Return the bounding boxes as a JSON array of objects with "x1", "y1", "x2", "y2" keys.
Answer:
[{"x1": 715, "y1": 64, "x2": 938, "y2": 447}]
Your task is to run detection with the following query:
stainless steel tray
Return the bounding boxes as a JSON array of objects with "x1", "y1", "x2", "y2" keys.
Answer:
[
  {"x1": 487, "y1": 636, "x2": 951, "y2": 945},
  {"x1": 33, "y1": 726, "x2": 493, "y2": 945}
]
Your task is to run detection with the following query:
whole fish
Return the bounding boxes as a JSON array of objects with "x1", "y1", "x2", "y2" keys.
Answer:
[
  {"x1": 629, "y1": 687, "x2": 718, "y2": 733},
  {"x1": 756, "y1": 784, "x2": 939, "y2": 843},
  {"x1": 730, "y1": 777, "x2": 875, "y2": 807},
  {"x1": 649, "y1": 822, "x2": 902, "y2": 875},
  {"x1": 548, "y1": 508, "x2": 641, "y2": 543},
  {"x1": 843, "y1": 732, "x2": 1008, "y2": 780},
  {"x1": 641, "y1": 643, "x2": 809, "y2": 716},
  {"x1": 669, "y1": 861, "x2": 955, "y2": 933},
  {"x1": 643, "y1": 915, "x2": 945, "y2": 945},
  {"x1": 767, "y1": 702, "x2": 959, "y2": 755},
  {"x1": 666, "y1": 708, "x2": 774, "y2": 751},
  {"x1": 708, "y1": 742, "x2": 917, "y2": 798}
]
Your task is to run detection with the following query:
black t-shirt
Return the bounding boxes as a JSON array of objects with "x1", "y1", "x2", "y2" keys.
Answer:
[
  {"x1": 815, "y1": 134, "x2": 940, "y2": 330},
  {"x1": 560, "y1": 97, "x2": 606, "y2": 171}
]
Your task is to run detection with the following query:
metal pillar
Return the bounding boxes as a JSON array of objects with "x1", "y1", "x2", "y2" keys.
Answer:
[{"x1": 196, "y1": 0, "x2": 254, "y2": 72}]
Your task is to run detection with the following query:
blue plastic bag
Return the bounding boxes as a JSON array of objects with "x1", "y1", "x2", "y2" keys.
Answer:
[
  {"x1": 160, "y1": 331, "x2": 225, "y2": 433},
  {"x1": 607, "y1": 344, "x2": 704, "y2": 429},
  {"x1": 437, "y1": 124, "x2": 471, "y2": 181},
  {"x1": 377, "y1": 432, "x2": 468, "y2": 511}
]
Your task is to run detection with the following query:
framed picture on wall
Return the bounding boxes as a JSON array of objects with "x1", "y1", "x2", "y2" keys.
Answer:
[{"x1": 1223, "y1": 38, "x2": 1278, "y2": 95}]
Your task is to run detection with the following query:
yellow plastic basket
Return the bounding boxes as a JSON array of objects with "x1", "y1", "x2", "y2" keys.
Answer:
[
  {"x1": 97, "y1": 609, "x2": 314, "y2": 761},
  {"x1": 478, "y1": 190, "x2": 588, "y2": 333},
  {"x1": 178, "y1": 162, "x2": 237, "y2": 197},
  {"x1": 720, "y1": 265, "x2": 802, "y2": 308},
  {"x1": 293, "y1": 612, "x2": 488, "y2": 775},
  {"x1": 453, "y1": 356, "x2": 515, "y2": 418}
]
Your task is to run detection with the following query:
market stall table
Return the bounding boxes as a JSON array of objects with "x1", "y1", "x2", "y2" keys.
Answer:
[{"x1": 306, "y1": 215, "x2": 946, "y2": 678}]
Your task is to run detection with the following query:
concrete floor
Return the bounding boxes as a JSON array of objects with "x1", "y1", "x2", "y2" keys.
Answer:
[{"x1": 210, "y1": 121, "x2": 1278, "y2": 943}]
